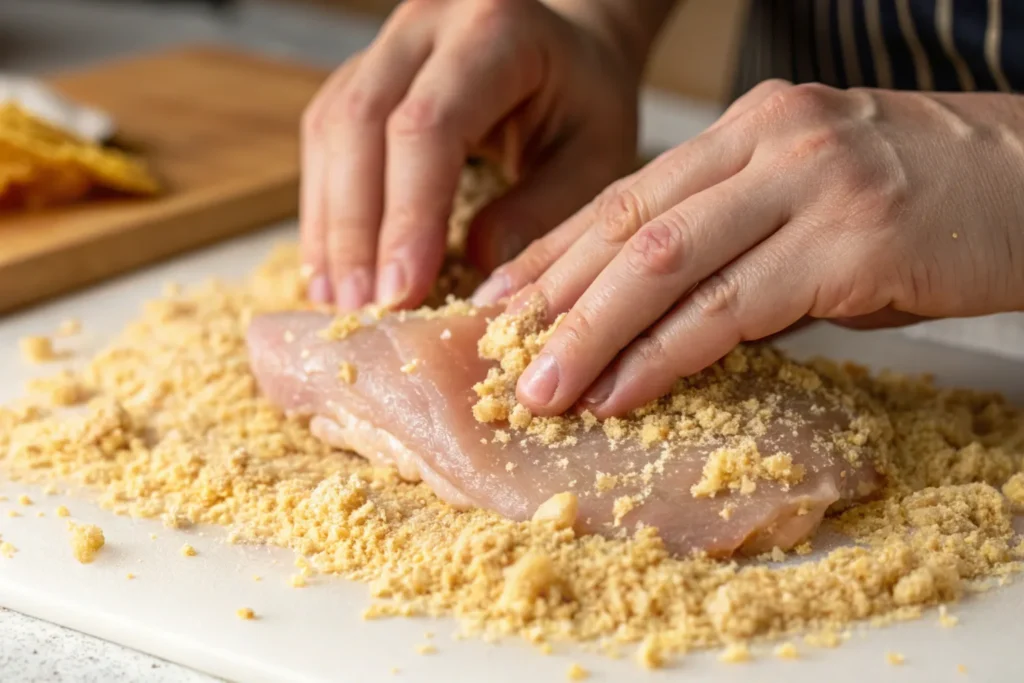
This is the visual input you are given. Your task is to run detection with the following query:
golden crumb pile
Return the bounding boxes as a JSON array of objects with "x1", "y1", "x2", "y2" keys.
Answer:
[
  {"x1": 69, "y1": 523, "x2": 105, "y2": 563},
  {"x1": 1, "y1": 161, "x2": 1023, "y2": 667}
]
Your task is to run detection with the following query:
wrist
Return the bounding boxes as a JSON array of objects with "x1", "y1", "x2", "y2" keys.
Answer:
[{"x1": 543, "y1": 0, "x2": 676, "y2": 78}]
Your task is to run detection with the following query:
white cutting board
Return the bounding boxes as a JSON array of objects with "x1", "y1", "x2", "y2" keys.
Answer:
[{"x1": 1, "y1": 223, "x2": 1023, "y2": 683}]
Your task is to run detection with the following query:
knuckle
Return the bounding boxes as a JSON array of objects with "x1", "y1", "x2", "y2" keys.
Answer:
[
  {"x1": 625, "y1": 220, "x2": 686, "y2": 277},
  {"x1": 335, "y1": 84, "x2": 393, "y2": 124},
  {"x1": 632, "y1": 334, "x2": 670, "y2": 368},
  {"x1": 559, "y1": 308, "x2": 596, "y2": 351},
  {"x1": 693, "y1": 272, "x2": 743, "y2": 321},
  {"x1": 467, "y1": 0, "x2": 515, "y2": 34},
  {"x1": 388, "y1": 96, "x2": 447, "y2": 138},
  {"x1": 595, "y1": 187, "x2": 647, "y2": 246},
  {"x1": 764, "y1": 82, "x2": 834, "y2": 124}
]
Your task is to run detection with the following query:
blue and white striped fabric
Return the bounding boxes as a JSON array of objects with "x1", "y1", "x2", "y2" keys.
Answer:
[{"x1": 733, "y1": 0, "x2": 1023, "y2": 95}]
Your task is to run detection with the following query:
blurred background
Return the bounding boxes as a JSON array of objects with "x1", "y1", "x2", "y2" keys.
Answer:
[{"x1": 1, "y1": 0, "x2": 748, "y2": 104}]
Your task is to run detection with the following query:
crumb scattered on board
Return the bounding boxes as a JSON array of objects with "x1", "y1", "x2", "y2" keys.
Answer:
[
  {"x1": 19, "y1": 336, "x2": 57, "y2": 364},
  {"x1": 0, "y1": 162, "x2": 1023, "y2": 670},
  {"x1": 566, "y1": 663, "x2": 589, "y2": 680},
  {"x1": 180, "y1": 543, "x2": 197, "y2": 557},
  {"x1": 236, "y1": 608, "x2": 255, "y2": 620},
  {"x1": 69, "y1": 523, "x2": 105, "y2": 563}
]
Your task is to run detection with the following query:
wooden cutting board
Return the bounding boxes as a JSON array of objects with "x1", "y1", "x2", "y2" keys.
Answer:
[{"x1": 0, "y1": 45, "x2": 328, "y2": 314}]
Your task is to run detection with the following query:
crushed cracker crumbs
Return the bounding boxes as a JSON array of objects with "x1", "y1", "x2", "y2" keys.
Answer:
[
  {"x1": 566, "y1": 663, "x2": 589, "y2": 680},
  {"x1": 126, "y1": 572, "x2": 136, "y2": 580},
  {"x1": 69, "y1": 523, "x2": 105, "y2": 563},
  {"x1": 7, "y1": 510, "x2": 20, "y2": 518},
  {"x1": 337, "y1": 362, "x2": 357, "y2": 385},
  {"x1": 415, "y1": 644, "x2": 437, "y2": 655},
  {"x1": 0, "y1": 162, "x2": 1022, "y2": 669},
  {"x1": 886, "y1": 651, "x2": 905, "y2": 666},
  {"x1": 20, "y1": 336, "x2": 57, "y2": 363},
  {"x1": 56, "y1": 319, "x2": 82, "y2": 337},
  {"x1": 774, "y1": 642, "x2": 798, "y2": 659},
  {"x1": 180, "y1": 543, "x2": 197, "y2": 557},
  {"x1": 400, "y1": 359, "x2": 421, "y2": 374},
  {"x1": 938, "y1": 605, "x2": 959, "y2": 628},
  {"x1": 236, "y1": 607, "x2": 255, "y2": 620},
  {"x1": 18, "y1": 495, "x2": 31, "y2": 505},
  {"x1": 531, "y1": 492, "x2": 578, "y2": 530},
  {"x1": 289, "y1": 573, "x2": 307, "y2": 588},
  {"x1": 719, "y1": 642, "x2": 751, "y2": 663},
  {"x1": 0, "y1": 541, "x2": 17, "y2": 558}
]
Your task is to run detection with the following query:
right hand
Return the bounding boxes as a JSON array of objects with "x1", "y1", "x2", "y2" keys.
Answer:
[{"x1": 301, "y1": 0, "x2": 645, "y2": 310}]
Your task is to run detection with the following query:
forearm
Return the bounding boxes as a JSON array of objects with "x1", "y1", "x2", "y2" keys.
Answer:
[{"x1": 543, "y1": 0, "x2": 680, "y2": 76}]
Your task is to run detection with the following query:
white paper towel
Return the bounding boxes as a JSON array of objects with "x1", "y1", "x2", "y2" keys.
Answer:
[
  {"x1": 900, "y1": 313, "x2": 1024, "y2": 362},
  {"x1": 0, "y1": 75, "x2": 115, "y2": 142}
]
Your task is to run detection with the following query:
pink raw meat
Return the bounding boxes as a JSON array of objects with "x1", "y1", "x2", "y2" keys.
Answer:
[{"x1": 247, "y1": 310, "x2": 883, "y2": 557}]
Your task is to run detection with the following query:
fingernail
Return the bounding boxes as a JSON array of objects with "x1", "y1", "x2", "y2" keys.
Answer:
[
  {"x1": 335, "y1": 268, "x2": 372, "y2": 311},
  {"x1": 581, "y1": 371, "x2": 617, "y2": 408},
  {"x1": 518, "y1": 353, "x2": 559, "y2": 407},
  {"x1": 376, "y1": 260, "x2": 408, "y2": 308},
  {"x1": 307, "y1": 274, "x2": 332, "y2": 304},
  {"x1": 472, "y1": 272, "x2": 511, "y2": 306}
]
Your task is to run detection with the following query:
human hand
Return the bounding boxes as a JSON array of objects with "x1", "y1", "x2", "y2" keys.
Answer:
[
  {"x1": 485, "y1": 80, "x2": 1024, "y2": 418},
  {"x1": 301, "y1": 0, "x2": 659, "y2": 310}
]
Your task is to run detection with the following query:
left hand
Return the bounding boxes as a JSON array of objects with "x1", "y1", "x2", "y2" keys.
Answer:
[{"x1": 475, "y1": 80, "x2": 1024, "y2": 418}]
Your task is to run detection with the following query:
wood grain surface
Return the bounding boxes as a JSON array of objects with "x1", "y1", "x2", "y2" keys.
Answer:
[{"x1": 0, "y1": 45, "x2": 327, "y2": 313}]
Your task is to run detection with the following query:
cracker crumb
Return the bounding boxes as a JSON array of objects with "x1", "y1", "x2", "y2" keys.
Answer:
[
  {"x1": 886, "y1": 652, "x2": 905, "y2": 666},
  {"x1": 440, "y1": 329, "x2": 452, "y2": 340},
  {"x1": 0, "y1": 542, "x2": 17, "y2": 558},
  {"x1": 566, "y1": 663, "x2": 589, "y2": 680},
  {"x1": 612, "y1": 495, "x2": 637, "y2": 526},
  {"x1": 938, "y1": 605, "x2": 958, "y2": 628},
  {"x1": 318, "y1": 314, "x2": 362, "y2": 341},
  {"x1": 7, "y1": 511, "x2": 20, "y2": 518},
  {"x1": 636, "y1": 636, "x2": 666, "y2": 669},
  {"x1": 400, "y1": 359, "x2": 421, "y2": 374},
  {"x1": 18, "y1": 495, "x2": 32, "y2": 506},
  {"x1": 180, "y1": 543, "x2": 197, "y2": 557},
  {"x1": 337, "y1": 362, "x2": 357, "y2": 384},
  {"x1": 531, "y1": 492, "x2": 578, "y2": 530},
  {"x1": 719, "y1": 642, "x2": 751, "y2": 663},
  {"x1": 774, "y1": 642, "x2": 798, "y2": 660},
  {"x1": 289, "y1": 573, "x2": 307, "y2": 588},
  {"x1": 957, "y1": 664, "x2": 967, "y2": 674},
  {"x1": 236, "y1": 608, "x2": 255, "y2": 620},
  {"x1": 126, "y1": 573, "x2": 136, "y2": 580},
  {"x1": 69, "y1": 523, "x2": 105, "y2": 563},
  {"x1": 56, "y1": 319, "x2": 82, "y2": 337},
  {"x1": 20, "y1": 336, "x2": 57, "y2": 363},
  {"x1": 1001, "y1": 472, "x2": 1024, "y2": 509},
  {"x1": 415, "y1": 644, "x2": 437, "y2": 655}
]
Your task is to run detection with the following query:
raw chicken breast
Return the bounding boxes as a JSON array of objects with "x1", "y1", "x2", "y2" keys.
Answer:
[{"x1": 247, "y1": 310, "x2": 884, "y2": 557}]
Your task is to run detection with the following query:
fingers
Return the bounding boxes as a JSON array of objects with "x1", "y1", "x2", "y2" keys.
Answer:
[
  {"x1": 376, "y1": 24, "x2": 544, "y2": 308},
  {"x1": 300, "y1": 56, "x2": 362, "y2": 303},
  {"x1": 323, "y1": 23, "x2": 436, "y2": 309},
  {"x1": 468, "y1": 136, "x2": 626, "y2": 304},
  {"x1": 584, "y1": 232, "x2": 824, "y2": 418},
  {"x1": 519, "y1": 115, "x2": 760, "y2": 323},
  {"x1": 515, "y1": 167, "x2": 790, "y2": 415}
]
